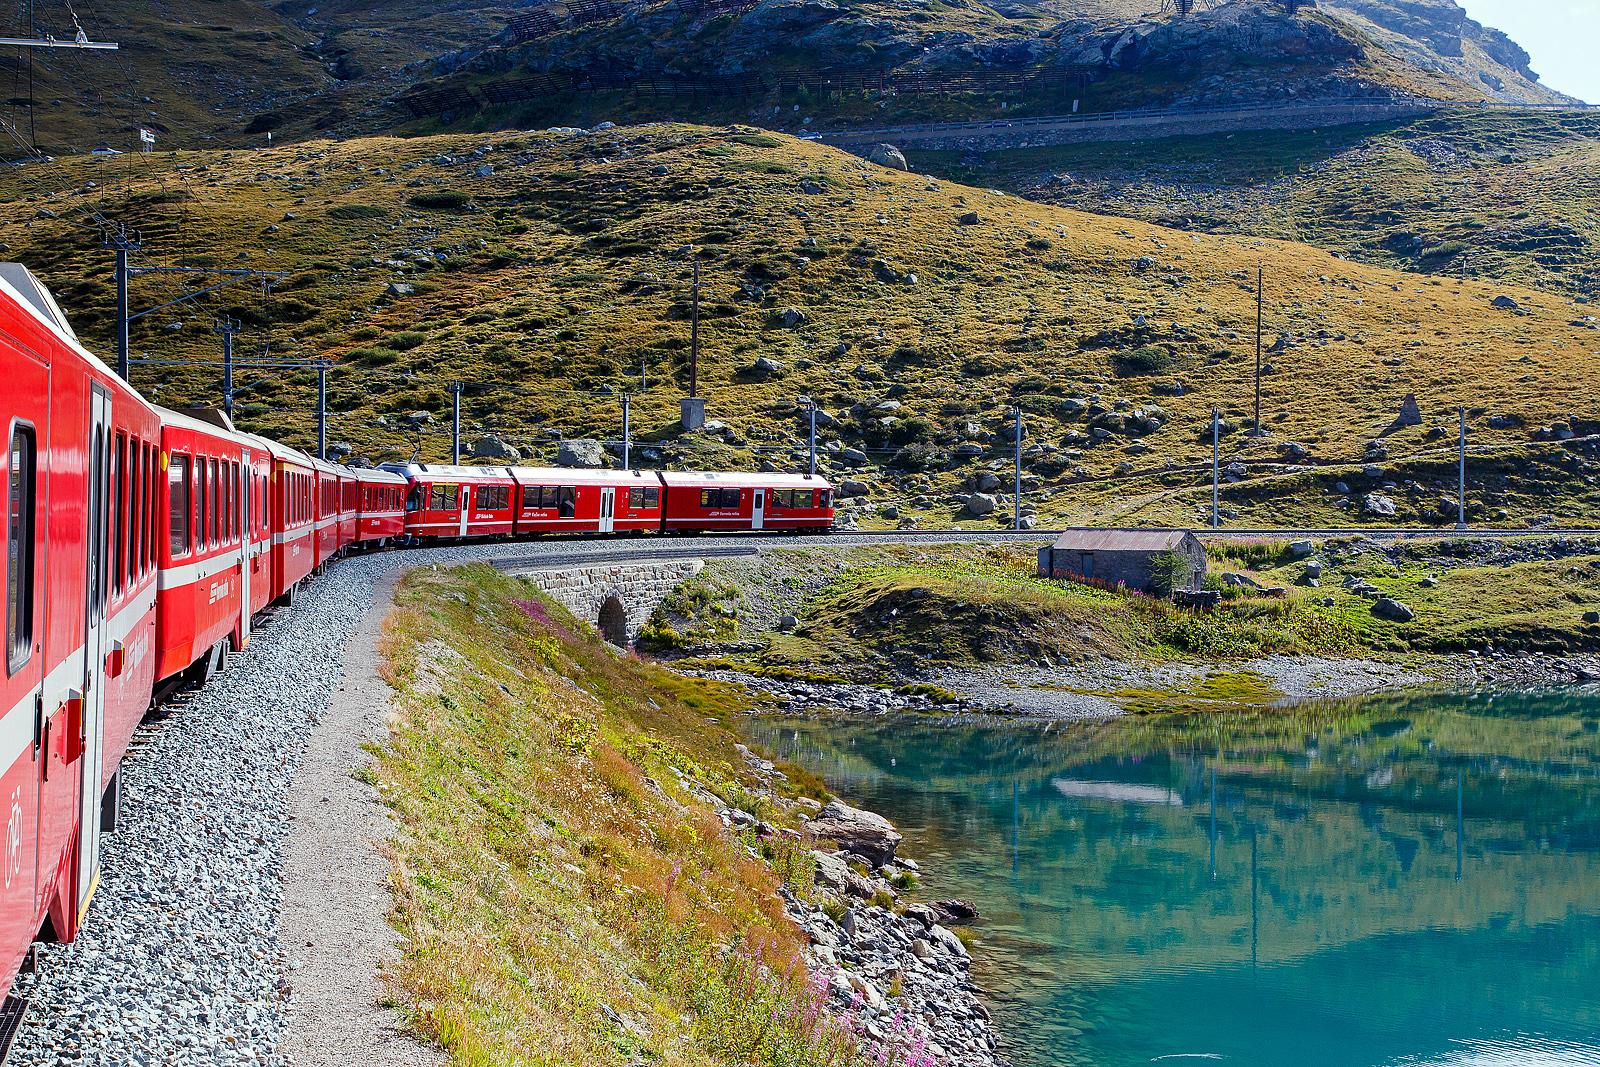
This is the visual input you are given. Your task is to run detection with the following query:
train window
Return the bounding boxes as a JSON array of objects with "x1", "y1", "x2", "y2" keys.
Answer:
[
  {"x1": 169, "y1": 454, "x2": 190, "y2": 556},
  {"x1": 210, "y1": 458, "x2": 221, "y2": 548},
  {"x1": 558, "y1": 486, "x2": 576, "y2": 518},
  {"x1": 699, "y1": 489, "x2": 716, "y2": 509},
  {"x1": 628, "y1": 487, "x2": 643, "y2": 509},
  {"x1": 220, "y1": 461, "x2": 231, "y2": 543},
  {"x1": 233, "y1": 464, "x2": 241, "y2": 542},
  {"x1": 721, "y1": 488, "x2": 742, "y2": 508},
  {"x1": 769, "y1": 490, "x2": 787, "y2": 510},
  {"x1": 112, "y1": 433, "x2": 126, "y2": 597},
  {"x1": 428, "y1": 485, "x2": 443, "y2": 511},
  {"x1": 7, "y1": 423, "x2": 36, "y2": 675},
  {"x1": 538, "y1": 486, "x2": 557, "y2": 509},
  {"x1": 818, "y1": 489, "x2": 830, "y2": 508},
  {"x1": 126, "y1": 438, "x2": 139, "y2": 583},
  {"x1": 405, "y1": 486, "x2": 421, "y2": 513},
  {"x1": 474, "y1": 486, "x2": 489, "y2": 510},
  {"x1": 142, "y1": 444, "x2": 154, "y2": 573},
  {"x1": 644, "y1": 487, "x2": 659, "y2": 508}
]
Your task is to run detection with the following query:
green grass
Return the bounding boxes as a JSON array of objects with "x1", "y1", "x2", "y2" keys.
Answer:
[{"x1": 376, "y1": 563, "x2": 861, "y2": 1066}]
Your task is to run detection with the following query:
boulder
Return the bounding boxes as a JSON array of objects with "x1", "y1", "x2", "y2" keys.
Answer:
[
  {"x1": 868, "y1": 143, "x2": 908, "y2": 171},
  {"x1": 804, "y1": 800, "x2": 901, "y2": 866},
  {"x1": 965, "y1": 492, "x2": 997, "y2": 517},
  {"x1": 957, "y1": 211, "x2": 979, "y2": 225},
  {"x1": 745, "y1": 356, "x2": 786, "y2": 378},
  {"x1": 810, "y1": 850, "x2": 849, "y2": 892},
  {"x1": 1372, "y1": 597, "x2": 1416, "y2": 622},
  {"x1": 839, "y1": 448, "x2": 869, "y2": 467},
  {"x1": 780, "y1": 307, "x2": 808, "y2": 328},
  {"x1": 470, "y1": 435, "x2": 516, "y2": 459},
  {"x1": 1397, "y1": 393, "x2": 1423, "y2": 426},
  {"x1": 555, "y1": 439, "x2": 607, "y2": 468},
  {"x1": 1304, "y1": 560, "x2": 1323, "y2": 580},
  {"x1": 1289, "y1": 539, "x2": 1315, "y2": 559},
  {"x1": 840, "y1": 479, "x2": 869, "y2": 497},
  {"x1": 975, "y1": 472, "x2": 1001, "y2": 493},
  {"x1": 778, "y1": 614, "x2": 800, "y2": 632},
  {"x1": 1363, "y1": 493, "x2": 1397, "y2": 518},
  {"x1": 1584, "y1": 611, "x2": 1600, "y2": 624},
  {"x1": 1335, "y1": 481, "x2": 1350, "y2": 494},
  {"x1": 1056, "y1": 398, "x2": 1088, "y2": 417},
  {"x1": 404, "y1": 410, "x2": 435, "y2": 425},
  {"x1": 1491, "y1": 295, "x2": 1519, "y2": 310},
  {"x1": 385, "y1": 282, "x2": 415, "y2": 298}
]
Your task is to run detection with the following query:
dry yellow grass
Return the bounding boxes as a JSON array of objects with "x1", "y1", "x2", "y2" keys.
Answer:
[{"x1": 0, "y1": 123, "x2": 1593, "y2": 526}]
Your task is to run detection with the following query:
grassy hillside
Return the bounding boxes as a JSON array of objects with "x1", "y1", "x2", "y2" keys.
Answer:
[
  {"x1": 374, "y1": 562, "x2": 854, "y2": 1065},
  {"x1": 945, "y1": 108, "x2": 1600, "y2": 297},
  {"x1": 2, "y1": 123, "x2": 1596, "y2": 528}
]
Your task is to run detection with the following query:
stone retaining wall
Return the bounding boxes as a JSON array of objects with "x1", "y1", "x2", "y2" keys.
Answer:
[
  {"x1": 506, "y1": 559, "x2": 704, "y2": 646},
  {"x1": 818, "y1": 101, "x2": 1435, "y2": 154}
]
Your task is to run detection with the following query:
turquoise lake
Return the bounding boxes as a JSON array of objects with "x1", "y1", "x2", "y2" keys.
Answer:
[{"x1": 744, "y1": 689, "x2": 1600, "y2": 1067}]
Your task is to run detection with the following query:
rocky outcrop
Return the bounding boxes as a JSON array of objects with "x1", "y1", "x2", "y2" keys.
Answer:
[
  {"x1": 555, "y1": 439, "x2": 607, "y2": 468},
  {"x1": 803, "y1": 799, "x2": 902, "y2": 866}
]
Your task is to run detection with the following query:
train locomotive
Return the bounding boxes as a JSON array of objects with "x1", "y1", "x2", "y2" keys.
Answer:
[{"x1": 0, "y1": 262, "x2": 833, "y2": 1035}]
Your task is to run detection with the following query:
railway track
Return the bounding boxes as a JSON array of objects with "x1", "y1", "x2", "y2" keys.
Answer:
[{"x1": 483, "y1": 525, "x2": 1600, "y2": 572}]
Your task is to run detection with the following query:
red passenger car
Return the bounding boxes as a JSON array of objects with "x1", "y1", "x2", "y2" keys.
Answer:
[
  {"x1": 0, "y1": 263, "x2": 162, "y2": 985},
  {"x1": 154, "y1": 409, "x2": 256, "y2": 685},
  {"x1": 510, "y1": 467, "x2": 662, "y2": 536},
  {"x1": 352, "y1": 467, "x2": 407, "y2": 549},
  {"x1": 381, "y1": 463, "x2": 519, "y2": 542},
  {"x1": 269, "y1": 444, "x2": 317, "y2": 606},
  {"x1": 657, "y1": 471, "x2": 833, "y2": 533}
]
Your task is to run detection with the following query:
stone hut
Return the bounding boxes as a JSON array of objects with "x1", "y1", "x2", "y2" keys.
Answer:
[{"x1": 1037, "y1": 528, "x2": 1207, "y2": 594}]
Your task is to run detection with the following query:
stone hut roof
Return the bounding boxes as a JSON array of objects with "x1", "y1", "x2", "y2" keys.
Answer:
[{"x1": 1048, "y1": 528, "x2": 1195, "y2": 552}]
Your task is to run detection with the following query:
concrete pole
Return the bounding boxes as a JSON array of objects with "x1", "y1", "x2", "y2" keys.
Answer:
[
  {"x1": 689, "y1": 260, "x2": 699, "y2": 399},
  {"x1": 808, "y1": 402, "x2": 817, "y2": 477},
  {"x1": 622, "y1": 394, "x2": 631, "y2": 470},
  {"x1": 1254, "y1": 264, "x2": 1263, "y2": 435},
  {"x1": 116, "y1": 246, "x2": 129, "y2": 381},
  {"x1": 1212, "y1": 406, "x2": 1220, "y2": 530},
  {"x1": 221, "y1": 328, "x2": 234, "y2": 420},
  {"x1": 451, "y1": 381, "x2": 461, "y2": 465},
  {"x1": 317, "y1": 366, "x2": 327, "y2": 461},
  {"x1": 1013, "y1": 407, "x2": 1022, "y2": 531},
  {"x1": 1457, "y1": 406, "x2": 1467, "y2": 529}
]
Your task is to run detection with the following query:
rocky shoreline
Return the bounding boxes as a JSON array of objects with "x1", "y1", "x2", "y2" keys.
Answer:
[
  {"x1": 698, "y1": 749, "x2": 1009, "y2": 1067},
  {"x1": 693, "y1": 648, "x2": 1600, "y2": 721}
]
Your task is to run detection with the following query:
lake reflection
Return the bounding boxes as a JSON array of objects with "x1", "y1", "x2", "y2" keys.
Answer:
[{"x1": 746, "y1": 690, "x2": 1600, "y2": 1067}]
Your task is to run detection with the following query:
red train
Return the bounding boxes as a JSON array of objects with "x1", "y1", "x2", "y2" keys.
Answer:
[
  {"x1": 379, "y1": 463, "x2": 835, "y2": 540},
  {"x1": 0, "y1": 262, "x2": 833, "y2": 1028}
]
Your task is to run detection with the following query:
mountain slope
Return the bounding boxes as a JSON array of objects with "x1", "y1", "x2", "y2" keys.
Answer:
[
  {"x1": 929, "y1": 107, "x2": 1600, "y2": 295},
  {"x1": 1, "y1": 124, "x2": 1593, "y2": 530}
]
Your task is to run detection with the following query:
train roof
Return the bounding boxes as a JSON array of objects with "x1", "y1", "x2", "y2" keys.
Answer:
[
  {"x1": 379, "y1": 462, "x2": 520, "y2": 480},
  {"x1": 351, "y1": 466, "x2": 408, "y2": 485},
  {"x1": 0, "y1": 262, "x2": 79, "y2": 346}
]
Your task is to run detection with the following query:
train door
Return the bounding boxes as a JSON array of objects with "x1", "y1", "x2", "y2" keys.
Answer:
[
  {"x1": 599, "y1": 487, "x2": 615, "y2": 534},
  {"x1": 458, "y1": 485, "x2": 468, "y2": 538},
  {"x1": 76, "y1": 384, "x2": 112, "y2": 921},
  {"x1": 239, "y1": 450, "x2": 251, "y2": 648},
  {"x1": 752, "y1": 490, "x2": 765, "y2": 531},
  {"x1": 4, "y1": 352, "x2": 46, "y2": 962}
]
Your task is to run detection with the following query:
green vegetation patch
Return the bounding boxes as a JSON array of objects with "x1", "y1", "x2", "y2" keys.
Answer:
[{"x1": 376, "y1": 564, "x2": 859, "y2": 1066}]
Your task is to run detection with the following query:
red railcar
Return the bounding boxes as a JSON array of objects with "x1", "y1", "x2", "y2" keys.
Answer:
[
  {"x1": 352, "y1": 467, "x2": 407, "y2": 549},
  {"x1": 310, "y1": 459, "x2": 345, "y2": 570},
  {"x1": 0, "y1": 263, "x2": 163, "y2": 991},
  {"x1": 269, "y1": 444, "x2": 317, "y2": 606},
  {"x1": 657, "y1": 471, "x2": 833, "y2": 533},
  {"x1": 381, "y1": 463, "x2": 520, "y2": 542},
  {"x1": 153, "y1": 409, "x2": 258, "y2": 685},
  {"x1": 509, "y1": 467, "x2": 662, "y2": 535}
]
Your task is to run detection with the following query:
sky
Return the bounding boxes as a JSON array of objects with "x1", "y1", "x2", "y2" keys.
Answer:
[{"x1": 1460, "y1": 0, "x2": 1600, "y2": 104}]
